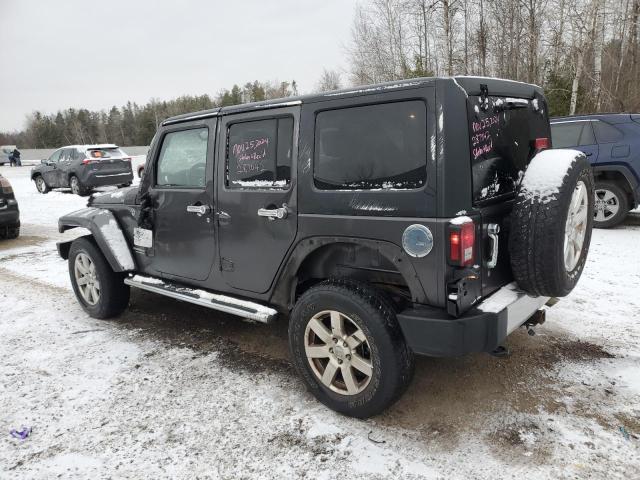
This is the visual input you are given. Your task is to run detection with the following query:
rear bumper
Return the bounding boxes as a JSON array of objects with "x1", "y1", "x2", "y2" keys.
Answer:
[
  {"x1": 397, "y1": 283, "x2": 549, "y2": 357},
  {"x1": 84, "y1": 171, "x2": 133, "y2": 187}
]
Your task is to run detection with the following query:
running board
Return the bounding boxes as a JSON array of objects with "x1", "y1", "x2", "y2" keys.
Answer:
[{"x1": 124, "y1": 275, "x2": 277, "y2": 324}]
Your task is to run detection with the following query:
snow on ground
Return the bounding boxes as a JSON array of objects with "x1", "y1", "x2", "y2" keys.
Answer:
[{"x1": 0, "y1": 165, "x2": 639, "y2": 479}]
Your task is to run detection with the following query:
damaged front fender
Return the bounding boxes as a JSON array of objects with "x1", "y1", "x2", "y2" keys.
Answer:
[{"x1": 58, "y1": 207, "x2": 136, "y2": 272}]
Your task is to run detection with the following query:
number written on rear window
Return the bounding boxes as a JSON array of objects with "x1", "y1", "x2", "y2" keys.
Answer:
[{"x1": 226, "y1": 117, "x2": 293, "y2": 189}]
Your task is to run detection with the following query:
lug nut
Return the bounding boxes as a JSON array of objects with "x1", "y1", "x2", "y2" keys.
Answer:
[
  {"x1": 337, "y1": 359, "x2": 343, "y2": 364},
  {"x1": 332, "y1": 338, "x2": 338, "y2": 343},
  {"x1": 329, "y1": 348, "x2": 333, "y2": 353},
  {"x1": 346, "y1": 354, "x2": 351, "y2": 360},
  {"x1": 343, "y1": 341, "x2": 348, "y2": 348}
]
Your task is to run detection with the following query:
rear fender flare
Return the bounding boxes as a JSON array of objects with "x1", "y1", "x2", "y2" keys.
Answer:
[
  {"x1": 57, "y1": 207, "x2": 135, "y2": 272},
  {"x1": 592, "y1": 164, "x2": 639, "y2": 204}
]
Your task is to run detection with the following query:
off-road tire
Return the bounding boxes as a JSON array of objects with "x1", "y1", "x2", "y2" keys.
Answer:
[
  {"x1": 593, "y1": 181, "x2": 629, "y2": 228},
  {"x1": 34, "y1": 175, "x2": 49, "y2": 194},
  {"x1": 289, "y1": 278, "x2": 414, "y2": 418},
  {"x1": 510, "y1": 153, "x2": 594, "y2": 297},
  {"x1": 70, "y1": 175, "x2": 90, "y2": 196},
  {"x1": 68, "y1": 237, "x2": 130, "y2": 319}
]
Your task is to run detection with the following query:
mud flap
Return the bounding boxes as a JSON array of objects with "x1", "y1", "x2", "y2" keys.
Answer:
[{"x1": 58, "y1": 207, "x2": 136, "y2": 272}]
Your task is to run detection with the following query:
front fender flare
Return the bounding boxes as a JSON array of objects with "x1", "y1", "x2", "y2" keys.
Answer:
[{"x1": 58, "y1": 207, "x2": 136, "y2": 272}]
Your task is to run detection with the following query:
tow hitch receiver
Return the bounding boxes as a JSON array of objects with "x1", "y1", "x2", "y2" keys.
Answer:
[{"x1": 524, "y1": 309, "x2": 546, "y2": 336}]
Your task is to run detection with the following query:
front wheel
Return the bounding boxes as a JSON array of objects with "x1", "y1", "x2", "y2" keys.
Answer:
[
  {"x1": 68, "y1": 237, "x2": 130, "y2": 318},
  {"x1": 34, "y1": 175, "x2": 50, "y2": 194},
  {"x1": 289, "y1": 279, "x2": 414, "y2": 418}
]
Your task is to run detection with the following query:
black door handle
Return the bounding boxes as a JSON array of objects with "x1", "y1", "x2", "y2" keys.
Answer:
[{"x1": 585, "y1": 152, "x2": 593, "y2": 156}]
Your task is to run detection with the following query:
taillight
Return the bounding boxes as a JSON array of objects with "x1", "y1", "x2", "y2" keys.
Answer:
[
  {"x1": 449, "y1": 219, "x2": 475, "y2": 266},
  {"x1": 534, "y1": 137, "x2": 550, "y2": 151},
  {"x1": 82, "y1": 158, "x2": 98, "y2": 165},
  {"x1": 122, "y1": 157, "x2": 131, "y2": 162}
]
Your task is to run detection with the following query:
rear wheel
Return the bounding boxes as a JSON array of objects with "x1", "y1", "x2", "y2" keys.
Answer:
[
  {"x1": 70, "y1": 175, "x2": 90, "y2": 196},
  {"x1": 289, "y1": 279, "x2": 414, "y2": 418},
  {"x1": 34, "y1": 175, "x2": 49, "y2": 194},
  {"x1": 593, "y1": 181, "x2": 628, "y2": 228},
  {"x1": 68, "y1": 237, "x2": 130, "y2": 318}
]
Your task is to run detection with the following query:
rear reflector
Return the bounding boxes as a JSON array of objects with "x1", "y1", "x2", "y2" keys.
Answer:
[
  {"x1": 449, "y1": 220, "x2": 475, "y2": 266},
  {"x1": 534, "y1": 137, "x2": 550, "y2": 150}
]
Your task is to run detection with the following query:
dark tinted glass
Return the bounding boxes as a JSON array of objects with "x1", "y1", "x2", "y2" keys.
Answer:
[
  {"x1": 227, "y1": 117, "x2": 292, "y2": 188},
  {"x1": 578, "y1": 122, "x2": 596, "y2": 145},
  {"x1": 593, "y1": 121, "x2": 623, "y2": 143},
  {"x1": 551, "y1": 122, "x2": 584, "y2": 148},
  {"x1": 48, "y1": 150, "x2": 62, "y2": 163},
  {"x1": 314, "y1": 101, "x2": 427, "y2": 190}
]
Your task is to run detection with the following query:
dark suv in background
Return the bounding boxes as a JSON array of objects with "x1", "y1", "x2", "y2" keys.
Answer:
[
  {"x1": 551, "y1": 114, "x2": 640, "y2": 227},
  {"x1": 31, "y1": 144, "x2": 134, "y2": 196}
]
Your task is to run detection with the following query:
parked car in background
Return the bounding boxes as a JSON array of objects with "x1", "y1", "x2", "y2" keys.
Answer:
[
  {"x1": 550, "y1": 114, "x2": 640, "y2": 228},
  {"x1": 30, "y1": 144, "x2": 134, "y2": 196},
  {"x1": 0, "y1": 174, "x2": 20, "y2": 239},
  {"x1": 0, "y1": 145, "x2": 18, "y2": 166}
]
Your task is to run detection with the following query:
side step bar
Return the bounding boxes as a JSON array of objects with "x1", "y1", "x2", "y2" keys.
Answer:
[{"x1": 124, "y1": 275, "x2": 278, "y2": 324}]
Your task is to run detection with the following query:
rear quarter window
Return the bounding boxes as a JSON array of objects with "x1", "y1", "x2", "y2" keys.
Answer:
[
  {"x1": 313, "y1": 100, "x2": 427, "y2": 190},
  {"x1": 593, "y1": 121, "x2": 624, "y2": 143}
]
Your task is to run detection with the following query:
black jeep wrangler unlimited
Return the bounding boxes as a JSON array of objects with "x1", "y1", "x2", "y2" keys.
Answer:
[{"x1": 57, "y1": 77, "x2": 594, "y2": 418}]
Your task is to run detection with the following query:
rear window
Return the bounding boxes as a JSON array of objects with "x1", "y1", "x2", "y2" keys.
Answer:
[
  {"x1": 468, "y1": 95, "x2": 549, "y2": 203},
  {"x1": 314, "y1": 101, "x2": 427, "y2": 190},
  {"x1": 87, "y1": 148, "x2": 126, "y2": 159}
]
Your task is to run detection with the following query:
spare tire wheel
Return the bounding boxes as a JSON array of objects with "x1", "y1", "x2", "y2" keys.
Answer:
[{"x1": 509, "y1": 150, "x2": 594, "y2": 297}]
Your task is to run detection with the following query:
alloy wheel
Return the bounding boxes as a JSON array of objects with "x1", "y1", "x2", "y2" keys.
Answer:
[
  {"x1": 74, "y1": 252, "x2": 100, "y2": 305},
  {"x1": 71, "y1": 177, "x2": 80, "y2": 195},
  {"x1": 36, "y1": 177, "x2": 46, "y2": 192},
  {"x1": 304, "y1": 310, "x2": 373, "y2": 395},
  {"x1": 564, "y1": 181, "x2": 589, "y2": 272},
  {"x1": 594, "y1": 188, "x2": 620, "y2": 223}
]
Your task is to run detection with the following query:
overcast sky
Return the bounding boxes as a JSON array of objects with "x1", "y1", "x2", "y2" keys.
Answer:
[{"x1": 0, "y1": 0, "x2": 357, "y2": 131}]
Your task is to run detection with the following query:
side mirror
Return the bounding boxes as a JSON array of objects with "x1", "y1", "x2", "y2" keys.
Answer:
[{"x1": 41, "y1": 159, "x2": 50, "y2": 165}]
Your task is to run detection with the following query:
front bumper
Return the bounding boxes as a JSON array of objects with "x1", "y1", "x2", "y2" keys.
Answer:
[{"x1": 397, "y1": 283, "x2": 549, "y2": 357}]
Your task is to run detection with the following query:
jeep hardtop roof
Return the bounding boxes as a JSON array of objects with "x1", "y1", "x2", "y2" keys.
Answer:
[{"x1": 163, "y1": 76, "x2": 545, "y2": 126}]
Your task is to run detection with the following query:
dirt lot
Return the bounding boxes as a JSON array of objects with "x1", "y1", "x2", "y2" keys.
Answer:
[{"x1": 1, "y1": 165, "x2": 638, "y2": 479}]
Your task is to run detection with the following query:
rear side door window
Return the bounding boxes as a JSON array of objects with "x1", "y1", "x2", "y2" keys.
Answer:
[
  {"x1": 226, "y1": 117, "x2": 293, "y2": 188},
  {"x1": 156, "y1": 128, "x2": 209, "y2": 188},
  {"x1": 551, "y1": 122, "x2": 594, "y2": 148},
  {"x1": 313, "y1": 101, "x2": 427, "y2": 190}
]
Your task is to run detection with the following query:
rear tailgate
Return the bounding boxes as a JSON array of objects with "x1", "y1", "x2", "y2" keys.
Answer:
[
  {"x1": 85, "y1": 147, "x2": 132, "y2": 175},
  {"x1": 466, "y1": 88, "x2": 551, "y2": 298}
]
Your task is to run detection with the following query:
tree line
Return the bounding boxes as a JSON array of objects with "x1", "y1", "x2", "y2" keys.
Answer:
[
  {"x1": 0, "y1": 81, "x2": 297, "y2": 149},
  {"x1": 2, "y1": 0, "x2": 638, "y2": 148}
]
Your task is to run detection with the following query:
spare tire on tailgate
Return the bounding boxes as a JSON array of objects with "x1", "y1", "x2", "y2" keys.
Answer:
[{"x1": 509, "y1": 149, "x2": 594, "y2": 297}]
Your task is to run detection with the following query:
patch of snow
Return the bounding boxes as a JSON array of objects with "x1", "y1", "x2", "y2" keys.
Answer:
[
  {"x1": 98, "y1": 217, "x2": 135, "y2": 270},
  {"x1": 450, "y1": 215, "x2": 473, "y2": 225},
  {"x1": 229, "y1": 179, "x2": 288, "y2": 188},
  {"x1": 520, "y1": 149, "x2": 583, "y2": 203},
  {"x1": 477, "y1": 282, "x2": 522, "y2": 312}
]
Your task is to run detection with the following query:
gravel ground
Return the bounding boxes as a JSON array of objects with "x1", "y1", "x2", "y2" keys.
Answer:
[{"x1": 0, "y1": 165, "x2": 638, "y2": 479}]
